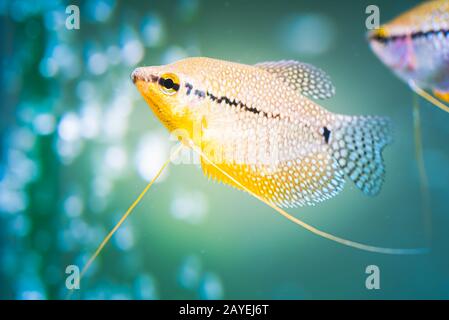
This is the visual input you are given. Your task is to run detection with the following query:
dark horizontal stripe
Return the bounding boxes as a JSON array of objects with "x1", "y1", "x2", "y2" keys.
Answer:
[
  {"x1": 371, "y1": 28, "x2": 449, "y2": 44},
  {"x1": 149, "y1": 76, "x2": 281, "y2": 119},
  {"x1": 206, "y1": 91, "x2": 280, "y2": 119},
  {"x1": 194, "y1": 89, "x2": 205, "y2": 98},
  {"x1": 411, "y1": 29, "x2": 449, "y2": 40}
]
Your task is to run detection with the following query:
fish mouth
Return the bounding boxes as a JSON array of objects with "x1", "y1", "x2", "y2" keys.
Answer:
[
  {"x1": 131, "y1": 67, "x2": 162, "y2": 106},
  {"x1": 131, "y1": 68, "x2": 157, "y2": 109},
  {"x1": 130, "y1": 69, "x2": 138, "y2": 84},
  {"x1": 367, "y1": 26, "x2": 389, "y2": 42},
  {"x1": 130, "y1": 67, "x2": 159, "y2": 84},
  {"x1": 367, "y1": 30, "x2": 377, "y2": 42},
  {"x1": 368, "y1": 26, "x2": 405, "y2": 47}
]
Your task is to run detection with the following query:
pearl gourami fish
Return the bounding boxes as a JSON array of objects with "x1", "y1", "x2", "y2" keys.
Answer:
[
  {"x1": 67, "y1": 57, "x2": 427, "y2": 296},
  {"x1": 132, "y1": 57, "x2": 392, "y2": 208},
  {"x1": 369, "y1": 0, "x2": 449, "y2": 111},
  {"x1": 368, "y1": 0, "x2": 448, "y2": 242},
  {"x1": 125, "y1": 57, "x2": 428, "y2": 256}
]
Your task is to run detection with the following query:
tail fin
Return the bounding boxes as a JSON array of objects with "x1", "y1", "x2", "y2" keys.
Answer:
[{"x1": 330, "y1": 115, "x2": 392, "y2": 196}]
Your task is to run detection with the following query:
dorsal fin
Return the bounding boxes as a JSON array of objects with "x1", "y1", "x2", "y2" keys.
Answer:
[{"x1": 255, "y1": 60, "x2": 336, "y2": 100}]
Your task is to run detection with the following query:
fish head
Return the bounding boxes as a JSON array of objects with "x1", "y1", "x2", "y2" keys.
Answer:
[
  {"x1": 368, "y1": 25, "x2": 417, "y2": 83},
  {"x1": 131, "y1": 59, "x2": 209, "y2": 140}
]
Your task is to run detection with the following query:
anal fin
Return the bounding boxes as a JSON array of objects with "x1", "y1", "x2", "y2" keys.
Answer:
[{"x1": 200, "y1": 152, "x2": 345, "y2": 208}]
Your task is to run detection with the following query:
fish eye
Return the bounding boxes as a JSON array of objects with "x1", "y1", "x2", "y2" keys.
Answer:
[{"x1": 158, "y1": 73, "x2": 180, "y2": 96}]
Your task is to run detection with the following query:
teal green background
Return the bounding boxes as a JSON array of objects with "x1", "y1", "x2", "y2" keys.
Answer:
[{"x1": 1, "y1": 0, "x2": 448, "y2": 299}]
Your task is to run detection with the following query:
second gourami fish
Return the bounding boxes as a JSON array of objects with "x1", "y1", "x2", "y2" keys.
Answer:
[
  {"x1": 131, "y1": 57, "x2": 391, "y2": 208},
  {"x1": 369, "y1": 0, "x2": 449, "y2": 106}
]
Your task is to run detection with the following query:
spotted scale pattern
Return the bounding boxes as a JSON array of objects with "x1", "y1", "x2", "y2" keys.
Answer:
[{"x1": 255, "y1": 60, "x2": 336, "y2": 100}]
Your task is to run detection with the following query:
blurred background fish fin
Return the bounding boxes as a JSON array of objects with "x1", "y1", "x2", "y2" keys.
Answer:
[
  {"x1": 412, "y1": 95, "x2": 433, "y2": 246},
  {"x1": 409, "y1": 81, "x2": 449, "y2": 113},
  {"x1": 331, "y1": 115, "x2": 392, "y2": 196},
  {"x1": 255, "y1": 60, "x2": 335, "y2": 100},
  {"x1": 433, "y1": 90, "x2": 449, "y2": 104}
]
